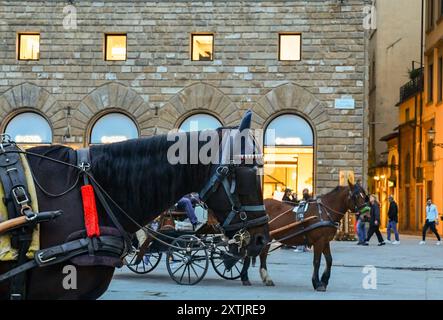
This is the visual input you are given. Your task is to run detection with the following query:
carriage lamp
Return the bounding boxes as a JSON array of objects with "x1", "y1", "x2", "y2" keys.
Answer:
[{"x1": 427, "y1": 128, "x2": 443, "y2": 148}]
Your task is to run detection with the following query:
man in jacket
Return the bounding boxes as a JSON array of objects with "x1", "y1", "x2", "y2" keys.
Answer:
[
  {"x1": 365, "y1": 194, "x2": 385, "y2": 246},
  {"x1": 419, "y1": 198, "x2": 441, "y2": 245},
  {"x1": 386, "y1": 195, "x2": 400, "y2": 245}
]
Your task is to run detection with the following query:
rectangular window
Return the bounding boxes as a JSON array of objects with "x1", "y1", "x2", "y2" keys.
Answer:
[
  {"x1": 105, "y1": 34, "x2": 127, "y2": 61},
  {"x1": 428, "y1": 63, "x2": 434, "y2": 103},
  {"x1": 191, "y1": 34, "x2": 214, "y2": 61},
  {"x1": 427, "y1": 180, "x2": 433, "y2": 200},
  {"x1": 428, "y1": 0, "x2": 435, "y2": 30},
  {"x1": 439, "y1": 57, "x2": 443, "y2": 102},
  {"x1": 18, "y1": 33, "x2": 40, "y2": 60},
  {"x1": 405, "y1": 108, "x2": 410, "y2": 122},
  {"x1": 279, "y1": 33, "x2": 301, "y2": 61}
]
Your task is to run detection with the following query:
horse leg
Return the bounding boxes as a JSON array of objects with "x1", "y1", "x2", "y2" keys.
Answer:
[
  {"x1": 320, "y1": 242, "x2": 333, "y2": 290},
  {"x1": 240, "y1": 256, "x2": 252, "y2": 286},
  {"x1": 311, "y1": 241, "x2": 326, "y2": 292},
  {"x1": 259, "y1": 244, "x2": 274, "y2": 286}
]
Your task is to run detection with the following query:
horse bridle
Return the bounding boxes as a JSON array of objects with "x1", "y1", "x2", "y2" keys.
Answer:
[
  {"x1": 349, "y1": 184, "x2": 369, "y2": 213},
  {"x1": 199, "y1": 162, "x2": 269, "y2": 235}
]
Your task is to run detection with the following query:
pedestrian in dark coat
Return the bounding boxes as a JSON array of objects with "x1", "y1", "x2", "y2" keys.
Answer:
[
  {"x1": 386, "y1": 195, "x2": 400, "y2": 244},
  {"x1": 365, "y1": 194, "x2": 385, "y2": 246}
]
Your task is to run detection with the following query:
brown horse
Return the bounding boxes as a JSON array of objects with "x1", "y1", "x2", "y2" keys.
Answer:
[{"x1": 239, "y1": 181, "x2": 368, "y2": 292}]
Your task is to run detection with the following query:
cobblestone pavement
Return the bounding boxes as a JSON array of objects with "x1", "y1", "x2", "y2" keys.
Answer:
[{"x1": 101, "y1": 235, "x2": 443, "y2": 300}]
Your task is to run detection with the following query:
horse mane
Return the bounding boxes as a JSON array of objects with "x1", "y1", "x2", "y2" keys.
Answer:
[{"x1": 90, "y1": 132, "x2": 215, "y2": 227}]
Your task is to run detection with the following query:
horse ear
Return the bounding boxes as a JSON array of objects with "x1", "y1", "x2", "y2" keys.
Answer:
[{"x1": 239, "y1": 110, "x2": 252, "y2": 131}]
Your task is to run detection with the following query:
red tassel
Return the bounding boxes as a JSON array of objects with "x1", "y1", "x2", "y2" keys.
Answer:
[{"x1": 81, "y1": 184, "x2": 100, "y2": 237}]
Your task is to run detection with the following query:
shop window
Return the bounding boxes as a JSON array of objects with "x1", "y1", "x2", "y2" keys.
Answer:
[
  {"x1": 90, "y1": 113, "x2": 138, "y2": 144},
  {"x1": 4, "y1": 112, "x2": 52, "y2": 144}
]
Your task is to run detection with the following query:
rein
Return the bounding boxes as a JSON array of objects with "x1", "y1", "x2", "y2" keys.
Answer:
[{"x1": 3, "y1": 146, "x2": 267, "y2": 252}]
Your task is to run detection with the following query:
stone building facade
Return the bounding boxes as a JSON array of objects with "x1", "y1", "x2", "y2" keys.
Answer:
[{"x1": 0, "y1": 0, "x2": 368, "y2": 196}]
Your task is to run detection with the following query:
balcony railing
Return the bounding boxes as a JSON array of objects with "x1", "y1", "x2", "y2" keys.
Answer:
[{"x1": 399, "y1": 69, "x2": 423, "y2": 105}]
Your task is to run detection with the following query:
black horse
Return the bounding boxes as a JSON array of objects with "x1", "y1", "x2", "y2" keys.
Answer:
[{"x1": 0, "y1": 112, "x2": 269, "y2": 299}]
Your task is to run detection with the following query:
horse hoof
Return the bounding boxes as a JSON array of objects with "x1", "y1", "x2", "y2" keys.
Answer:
[
  {"x1": 316, "y1": 285, "x2": 327, "y2": 292},
  {"x1": 265, "y1": 280, "x2": 275, "y2": 287},
  {"x1": 242, "y1": 280, "x2": 252, "y2": 286}
]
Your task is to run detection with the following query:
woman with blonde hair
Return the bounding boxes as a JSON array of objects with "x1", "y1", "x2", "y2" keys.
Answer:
[{"x1": 364, "y1": 194, "x2": 386, "y2": 246}]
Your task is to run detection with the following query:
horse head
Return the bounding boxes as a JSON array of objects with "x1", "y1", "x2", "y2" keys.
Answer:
[
  {"x1": 202, "y1": 110, "x2": 269, "y2": 258},
  {"x1": 347, "y1": 180, "x2": 370, "y2": 214}
]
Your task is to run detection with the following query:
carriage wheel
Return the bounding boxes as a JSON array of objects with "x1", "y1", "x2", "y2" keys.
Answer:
[
  {"x1": 125, "y1": 245, "x2": 162, "y2": 274},
  {"x1": 166, "y1": 235, "x2": 209, "y2": 285},
  {"x1": 210, "y1": 245, "x2": 243, "y2": 280}
]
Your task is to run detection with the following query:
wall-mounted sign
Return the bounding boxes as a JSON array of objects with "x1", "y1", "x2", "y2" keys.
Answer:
[{"x1": 335, "y1": 98, "x2": 355, "y2": 109}]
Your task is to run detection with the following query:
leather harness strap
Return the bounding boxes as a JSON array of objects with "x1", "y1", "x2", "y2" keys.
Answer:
[
  {"x1": 0, "y1": 235, "x2": 125, "y2": 283},
  {"x1": 77, "y1": 148, "x2": 132, "y2": 251},
  {"x1": 199, "y1": 164, "x2": 268, "y2": 233},
  {"x1": 0, "y1": 142, "x2": 35, "y2": 300}
]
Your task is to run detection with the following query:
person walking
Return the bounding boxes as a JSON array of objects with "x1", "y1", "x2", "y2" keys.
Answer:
[
  {"x1": 419, "y1": 198, "x2": 441, "y2": 245},
  {"x1": 356, "y1": 205, "x2": 370, "y2": 245},
  {"x1": 365, "y1": 194, "x2": 385, "y2": 246},
  {"x1": 386, "y1": 195, "x2": 400, "y2": 245}
]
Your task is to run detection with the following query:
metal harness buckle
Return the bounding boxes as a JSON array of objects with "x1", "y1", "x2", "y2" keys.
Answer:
[
  {"x1": 36, "y1": 252, "x2": 56, "y2": 264},
  {"x1": 12, "y1": 187, "x2": 29, "y2": 205}
]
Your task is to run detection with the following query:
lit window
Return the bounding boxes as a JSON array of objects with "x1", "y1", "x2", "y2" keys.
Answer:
[
  {"x1": 179, "y1": 113, "x2": 222, "y2": 132},
  {"x1": 105, "y1": 34, "x2": 127, "y2": 61},
  {"x1": 279, "y1": 34, "x2": 301, "y2": 61},
  {"x1": 191, "y1": 34, "x2": 214, "y2": 61},
  {"x1": 90, "y1": 113, "x2": 138, "y2": 144},
  {"x1": 5, "y1": 112, "x2": 52, "y2": 144},
  {"x1": 265, "y1": 114, "x2": 313, "y2": 146},
  {"x1": 18, "y1": 34, "x2": 40, "y2": 60}
]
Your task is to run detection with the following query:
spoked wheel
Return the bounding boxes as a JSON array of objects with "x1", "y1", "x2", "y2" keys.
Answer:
[
  {"x1": 166, "y1": 235, "x2": 209, "y2": 285},
  {"x1": 125, "y1": 244, "x2": 162, "y2": 274},
  {"x1": 211, "y1": 245, "x2": 243, "y2": 280}
]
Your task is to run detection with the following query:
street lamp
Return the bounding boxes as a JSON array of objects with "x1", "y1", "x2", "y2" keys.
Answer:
[{"x1": 427, "y1": 128, "x2": 443, "y2": 148}]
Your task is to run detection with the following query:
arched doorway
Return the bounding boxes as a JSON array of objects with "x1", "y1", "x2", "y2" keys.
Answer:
[{"x1": 263, "y1": 114, "x2": 314, "y2": 201}]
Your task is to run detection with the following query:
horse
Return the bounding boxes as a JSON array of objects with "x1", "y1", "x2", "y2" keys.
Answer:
[
  {"x1": 238, "y1": 181, "x2": 368, "y2": 291},
  {"x1": 0, "y1": 111, "x2": 269, "y2": 299}
]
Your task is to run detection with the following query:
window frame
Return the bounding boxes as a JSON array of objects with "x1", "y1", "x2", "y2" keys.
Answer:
[
  {"x1": 278, "y1": 32, "x2": 302, "y2": 62},
  {"x1": 190, "y1": 33, "x2": 214, "y2": 62},
  {"x1": 17, "y1": 32, "x2": 40, "y2": 61},
  {"x1": 104, "y1": 33, "x2": 127, "y2": 61}
]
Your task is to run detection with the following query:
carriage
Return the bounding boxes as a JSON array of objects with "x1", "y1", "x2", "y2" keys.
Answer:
[{"x1": 124, "y1": 204, "x2": 245, "y2": 285}]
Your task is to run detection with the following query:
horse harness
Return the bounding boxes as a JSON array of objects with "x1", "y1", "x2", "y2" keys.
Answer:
[
  {"x1": 0, "y1": 143, "x2": 127, "y2": 300},
  {"x1": 271, "y1": 199, "x2": 342, "y2": 246},
  {"x1": 199, "y1": 163, "x2": 269, "y2": 248}
]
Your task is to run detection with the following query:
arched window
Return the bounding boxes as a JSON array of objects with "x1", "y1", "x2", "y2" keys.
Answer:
[
  {"x1": 265, "y1": 114, "x2": 313, "y2": 146},
  {"x1": 179, "y1": 113, "x2": 222, "y2": 132},
  {"x1": 90, "y1": 113, "x2": 138, "y2": 144},
  {"x1": 4, "y1": 112, "x2": 52, "y2": 144},
  {"x1": 263, "y1": 114, "x2": 314, "y2": 201}
]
